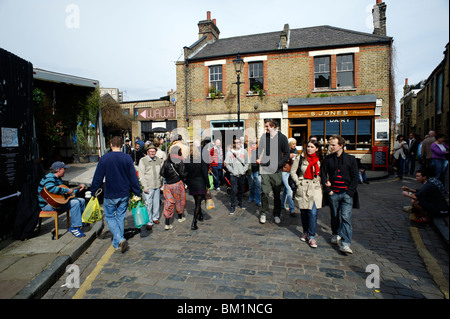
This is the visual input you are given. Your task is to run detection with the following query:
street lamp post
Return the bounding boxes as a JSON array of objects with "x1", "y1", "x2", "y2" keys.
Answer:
[{"x1": 233, "y1": 54, "x2": 244, "y2": 131}]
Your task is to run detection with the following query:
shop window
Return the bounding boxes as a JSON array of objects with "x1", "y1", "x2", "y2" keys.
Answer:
[
  {"x1": 249, "y1": 62, "x2": 264, "y2": 92},
  {"x1": 314, "y1": 56, "x2": 330, "y2": 88},
  {"x1": 310, "y1": 118, "x2": 372, "y2": 151},
  {"x1": 209, "y1": 65, "x2": 223, "y2": 94},
  {"x1": 337, "y1": 54, "x2": 354, "y2": 88}
]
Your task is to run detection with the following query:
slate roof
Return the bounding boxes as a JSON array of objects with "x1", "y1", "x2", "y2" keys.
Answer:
[{"x1": 187, "y1": 25, "x2": 392, "y2": 61}]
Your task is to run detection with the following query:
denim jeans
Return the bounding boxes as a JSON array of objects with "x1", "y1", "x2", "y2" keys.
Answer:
[
  {"x1": 103, "y1": 196, "x2": 129, "y2": 249},
  {"x1": 432, "y1": 159, "x2": 447, "y2": 184},
  {"x1": 211, "y1": 165, "x2": 223, "y2": 189},
  {"x1": 328, "y1": 192, "x2": 353, "y2": 246},
  {"x1": 396, "y1": 156, "x2": 404, "y2": 178},
  {"x1": 248, "y1": 171, "x2": 261, "y2": 205},
  {"x1": 281, "y1": 172, "x2": 295, "y2": 213},
  {"x1": 42, "y1": 197, "x2": 85, "y2": 228},
  {"x1": 143, "y1": 188, "x2": 160, "y2": 225},
  {"x1": 300, "y1": 202, "x2": 318, "y2": 239}
]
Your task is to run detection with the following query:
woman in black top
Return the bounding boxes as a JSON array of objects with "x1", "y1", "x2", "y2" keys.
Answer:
[{"x1": 184, "y1": 144, "x2": 211, "y2": 230}]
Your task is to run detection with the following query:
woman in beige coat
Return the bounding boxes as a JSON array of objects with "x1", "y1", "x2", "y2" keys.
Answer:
[{"x1": 290, "y1": 140, "x2": 323, "y2": 248}]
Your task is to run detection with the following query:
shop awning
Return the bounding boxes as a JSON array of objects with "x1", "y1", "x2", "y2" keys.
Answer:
[{"x1": 288, "y1": 95, "x2": 377, "y2": 106}]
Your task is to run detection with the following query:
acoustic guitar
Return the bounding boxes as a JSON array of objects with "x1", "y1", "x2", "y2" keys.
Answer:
[{"x1": 40, "y1": 184, "x2": 75, "y2": 208}]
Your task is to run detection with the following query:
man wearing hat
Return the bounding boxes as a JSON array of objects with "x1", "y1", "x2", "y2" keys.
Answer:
[
  {"x1": 138, "y1": 144, "x2": 163, "y2": 237},
  {"x1": 38, "y1": 161, "x2": 86, "y2": 238}
]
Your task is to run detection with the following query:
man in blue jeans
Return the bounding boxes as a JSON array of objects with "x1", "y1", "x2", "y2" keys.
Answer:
[
  {"x1": 320, "y1": 135, "x2": 359, "y2": 254},
  {"x1": 91, "y1": 136, "x2": 142, "y2": 253}
]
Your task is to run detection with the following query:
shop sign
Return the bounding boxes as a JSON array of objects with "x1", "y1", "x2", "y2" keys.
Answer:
[
  {"x1": 289, "y1": 109, "x2": 374, "y2": 118},
  {"x1": 137, "y1": 106, "x2": 176, "y2": 121}
]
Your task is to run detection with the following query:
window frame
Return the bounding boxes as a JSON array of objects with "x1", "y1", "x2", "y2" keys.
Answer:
[
  {"x1": 248, "y1": 61, "x2": 264, "y2": 92},
  {"x1": 209, "y1": 65, "x2": 223, "y2": 94},
  {"x1": 336, "y1": 54, "x2": 354, "y2": 88},
  {"x1": 314, "y1": 56, "x2": 331, "y2": 89}
]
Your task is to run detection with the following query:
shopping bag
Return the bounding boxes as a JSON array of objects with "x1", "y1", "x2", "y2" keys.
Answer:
[
  {"x1": 205, "y1": 190, "x2": 215, "y2": 210},
  {"x1": 82, "y1": 197, "x2": 102, "y2": 223},
  {"x1": 132, "y1": 202, "x2": 150, "y2": 228},
  {"x1": 206, "y1": 198, "x2": 215, "y2": 210},
  {"x1": 208, "y1": 172, "x2": 214, "y2": 190}
]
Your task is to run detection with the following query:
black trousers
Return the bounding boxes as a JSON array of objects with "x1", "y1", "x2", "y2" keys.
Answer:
[{"x1": 230, "y1": 175, "x2": 246, "y2": 209}]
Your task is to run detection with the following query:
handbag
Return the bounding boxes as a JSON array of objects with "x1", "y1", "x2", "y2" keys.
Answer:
[{"x1": 132, "y1": 201, "x2": 150, "y2": 228}]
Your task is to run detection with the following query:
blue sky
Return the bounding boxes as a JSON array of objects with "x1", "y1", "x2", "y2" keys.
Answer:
[{"x1": 0, "y1": 0, "x2": 448, "y2": 120}]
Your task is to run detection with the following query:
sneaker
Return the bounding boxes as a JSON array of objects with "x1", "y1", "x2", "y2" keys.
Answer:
[
  {"x1": 69, "y1": 227, "x2": 85, "y2": 238},
  {"x1": 339, "y1": 243, "x2": 353, "y2": 254},
  {"x1": 259, "y1": 215, "x2": 266, "y2": 224},
  {"x1": 216, "y1": 187, "x2": 221, "y2": 191},
  {"x1": 256, "y1": 202, "x2": 262, "y2": 207},
  {"x1": 165, "y1": 224, "x2": 173, "y2": 230},
  {"x1": 178, "y1": 217, "x2": 186, "y2": 223},
  {"x1": 300, "y1": 232, "x2": 309, "y2": 242},
  {"x1": 331, "y1": 235, "x2": 341, "y2": 245},
  {"x1": 274, "y1": 216, "x2": 281, "y2": 224},
  {"x1": 309, "y1": 238, "x2": 318, "y2": 248},
  {"x1": 238, "y1": 204, "x2": 246, "y2": 210},
  {"x1": 119, "y1": 240, "x2": 129, "y2": 253},
  {"x1": 403, "y1": 206, "x2": 413, "y2": 213},
  {"x1": 229, "y1": 207, "x2": 235, "y2": 215}
]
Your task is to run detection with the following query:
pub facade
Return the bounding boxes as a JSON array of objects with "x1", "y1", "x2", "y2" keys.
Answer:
[{"x1": 176, "y1": 2, "x2": 394, "y2": 164}]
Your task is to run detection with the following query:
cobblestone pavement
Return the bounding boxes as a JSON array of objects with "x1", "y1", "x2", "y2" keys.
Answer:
[{"x1": 43, "y1": 175, "x2": 448, "y2": 300}]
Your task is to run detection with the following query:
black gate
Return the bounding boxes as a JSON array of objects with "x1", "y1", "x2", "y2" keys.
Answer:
[{"x1": 0, "y1": 48, "x2": 36, "y2": 240}]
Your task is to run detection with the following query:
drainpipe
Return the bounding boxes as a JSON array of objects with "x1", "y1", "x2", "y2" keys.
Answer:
[{"x1": 185, "y1": 60, "x2": 189, "y2": 127}]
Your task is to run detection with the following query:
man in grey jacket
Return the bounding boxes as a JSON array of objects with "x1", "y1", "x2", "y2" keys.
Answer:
[
  {"x1": 225, "y1": 138, "x2": 249, "y2": 215},
  {"x1": 138, "y1": 144, "x2": 163, "y2": 237}
]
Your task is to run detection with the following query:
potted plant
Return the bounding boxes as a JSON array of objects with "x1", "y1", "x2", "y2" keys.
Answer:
[{"x1": 208, "y1": 86, "x2": 223, "y2": 99}]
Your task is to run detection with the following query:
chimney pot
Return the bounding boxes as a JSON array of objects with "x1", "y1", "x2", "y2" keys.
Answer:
[
  {"x1": 207, "y1": 11, "x2": 211, "y2": 20},
  {"x1": 213, "y1": 19, "x2": 216, "y2": 25},
  {"x1": 376, "y1": 0, "x2": 382, "y2": 3}
]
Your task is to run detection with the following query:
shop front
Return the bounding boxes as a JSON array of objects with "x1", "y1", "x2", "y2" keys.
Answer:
[{"x1": 288, "y1": 95, "x2": 379, "y2": 163}]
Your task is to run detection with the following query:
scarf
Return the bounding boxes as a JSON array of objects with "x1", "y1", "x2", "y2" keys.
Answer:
[{"x1": 304, "y1": 153, "x2": 320, "y2": 180}]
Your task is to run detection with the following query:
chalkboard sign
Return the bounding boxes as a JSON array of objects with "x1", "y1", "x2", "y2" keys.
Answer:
[{"x1": 372, "y1": 146, "x2": 388, "y2": 171}]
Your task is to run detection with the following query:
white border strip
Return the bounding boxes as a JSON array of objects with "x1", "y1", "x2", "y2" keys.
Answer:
[{"x1": 309, "y1": 47, "x2": 359, "y2": 56}]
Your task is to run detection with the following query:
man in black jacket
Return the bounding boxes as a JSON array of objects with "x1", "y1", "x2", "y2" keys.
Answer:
[
  {"x1": 404, "y1": 132, "x2": 419, "y2": 175},
  {"x1": 320, "y1": 135, "x2": 359, "y2": 254},
  {"x1": 257, "y1": 119, "x2": 290, "y2": 224}
]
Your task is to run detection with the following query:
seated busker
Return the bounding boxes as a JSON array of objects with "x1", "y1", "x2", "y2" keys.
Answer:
[{"x1": 38, "y1": 161, "x2": 86, "y2": 238}]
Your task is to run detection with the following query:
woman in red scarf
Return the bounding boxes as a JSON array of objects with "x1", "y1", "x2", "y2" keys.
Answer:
[{"x1": 290, "y1": 140, "x2": 323, "y2": 248}]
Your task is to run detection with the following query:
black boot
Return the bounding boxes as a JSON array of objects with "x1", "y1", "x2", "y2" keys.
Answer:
[
  {"x1": 191, "y1": 214, "x2": 198, "y2": 230},
  {"x1": 198, "y1": 209, "x2": 204, "y2": 222}
]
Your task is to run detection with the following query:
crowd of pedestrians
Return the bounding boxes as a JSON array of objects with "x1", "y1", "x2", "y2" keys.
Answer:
[{"x1": 53, "y1": 124, "x2": 446, "y2": 254}]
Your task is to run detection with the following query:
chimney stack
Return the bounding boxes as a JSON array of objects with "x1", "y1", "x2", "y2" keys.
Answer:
[
  {"x1": 372, "y1": 0, "x2": 387, "y2": 36},
  {"x1": 198, "y1": 11, "x2": 220, "y2": 41}
]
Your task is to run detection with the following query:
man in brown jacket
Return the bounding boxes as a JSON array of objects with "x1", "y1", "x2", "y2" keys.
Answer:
[{"x1": 420, "y1": 130, "x2": 436, "y2": 169}]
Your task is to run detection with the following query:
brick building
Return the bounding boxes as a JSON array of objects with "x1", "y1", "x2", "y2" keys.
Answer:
[
  {"x1": 401, "y1": 43, "x2": 449, "y2": 139},
  {"x1": 176, "y1": 1, "x2": 394, "y2": 164}
]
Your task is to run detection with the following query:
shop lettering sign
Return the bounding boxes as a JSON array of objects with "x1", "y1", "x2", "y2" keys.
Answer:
[
  {"x1": 137, "y1": 106, "x2": 176, "y2": 121},
  {"x1": 289, "y1": 109, "x2": 374, "y2": 118}
]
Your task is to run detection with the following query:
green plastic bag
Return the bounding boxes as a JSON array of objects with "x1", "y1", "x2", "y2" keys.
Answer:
[
  {"x1": 132, "y1": 202, "x2": 150, "y2": 228},
  {"x1": 82, "y1": 197, "x2": 102, "y2": 223},
  {"x1": 208, "y1": 172, "x2": 214, "y2": 190}
]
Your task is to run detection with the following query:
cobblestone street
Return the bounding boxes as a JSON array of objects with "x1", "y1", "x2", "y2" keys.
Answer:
[{"x1": 43, "y1": 174, "x2": 448, "y2": 301}]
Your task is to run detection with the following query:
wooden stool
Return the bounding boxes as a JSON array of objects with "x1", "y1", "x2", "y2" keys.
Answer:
[{"x1": 38, "y1": 210, "x2": 71, "y2": 239}]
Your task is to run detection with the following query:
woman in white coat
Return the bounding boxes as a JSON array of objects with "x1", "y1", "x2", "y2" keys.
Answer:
[{"x1": 290, "y1": 140, "x2": 323, "y2": 248}]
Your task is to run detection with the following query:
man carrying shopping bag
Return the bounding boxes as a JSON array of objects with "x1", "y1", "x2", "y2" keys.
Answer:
[{"x1": 91, "y1": 136, "x2": 142, "y2": 253}]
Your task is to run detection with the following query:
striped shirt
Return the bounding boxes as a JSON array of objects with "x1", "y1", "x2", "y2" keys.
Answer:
[
  {"x1": 37, "y1": 173, "x2": 71, "y2": 208},
  {"x1": 330, "y1": 169, "x2": 348, "y2": 193}
]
